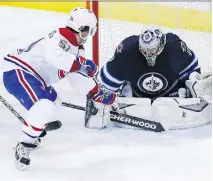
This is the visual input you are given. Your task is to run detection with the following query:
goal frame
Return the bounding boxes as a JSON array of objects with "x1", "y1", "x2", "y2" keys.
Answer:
[
  {"x1": 87, "y1": 0, "x2": 99, "y2": 67},
  {"x1": 86, "y1": 1, "x2": 212, "y2": 74}
]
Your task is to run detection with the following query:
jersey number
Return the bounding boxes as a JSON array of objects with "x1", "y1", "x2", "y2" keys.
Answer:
[
  {"x1": 48, "y1": 30, "x2": 57, "y2": 38},
  {"x1": 180, "y1": 41, "x2": 192, "y2": 56}
]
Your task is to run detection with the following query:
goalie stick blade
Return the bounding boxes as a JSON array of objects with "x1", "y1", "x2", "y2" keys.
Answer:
[
  {"x1": 110, "y1": 111, "x2": 165, "y2": 132},
  {"x1": 45, "y1": 120, "x2": 62, "y2": 131}
]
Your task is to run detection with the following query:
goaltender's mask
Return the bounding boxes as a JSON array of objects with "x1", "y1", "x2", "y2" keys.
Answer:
[{"x1": 139, "y1": 28, "x2": 166, "y2": 66}]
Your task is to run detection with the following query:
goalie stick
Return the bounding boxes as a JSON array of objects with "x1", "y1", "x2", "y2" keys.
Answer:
[
  {"x1": 0, "y1": 94, "x2": 62, "y2": 131},
  {"x1": 61, "y1": 99, "x2": 165, "y2": 133},
  {"x1": 110, "y1": 111, "x2": 165, "y2": 132}
]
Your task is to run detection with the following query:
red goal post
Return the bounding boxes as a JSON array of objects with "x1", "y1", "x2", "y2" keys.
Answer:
[{"x1": 86, "y1": 1, "x2": 99, "y2": 67}]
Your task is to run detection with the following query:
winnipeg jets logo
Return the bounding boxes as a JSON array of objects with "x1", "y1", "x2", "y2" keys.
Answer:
[
  {"x1": 137, "y1": 72, "x2": 168, "y2": 94},
  {"x1": 145, "y1": 75, "x2": 161, "y2": 90}
]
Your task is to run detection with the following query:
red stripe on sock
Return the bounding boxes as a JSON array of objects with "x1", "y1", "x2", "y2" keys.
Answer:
[{"x1": 31, "y1": 125, "x2": 43, "y2": 132}]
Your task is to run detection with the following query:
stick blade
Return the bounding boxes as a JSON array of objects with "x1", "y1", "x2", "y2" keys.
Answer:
[{"x1": 45, "y1": 120, "x2": 62, "y2": 131}]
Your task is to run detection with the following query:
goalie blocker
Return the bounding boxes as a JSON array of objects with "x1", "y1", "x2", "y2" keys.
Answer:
[{"x1": 85, "y1": 95, "x2": 212, "y2": 132}]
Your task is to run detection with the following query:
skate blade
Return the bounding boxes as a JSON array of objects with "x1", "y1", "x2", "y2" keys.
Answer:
[{"x1": 15, "y1": 160, "x2": 29, "y2": 171}]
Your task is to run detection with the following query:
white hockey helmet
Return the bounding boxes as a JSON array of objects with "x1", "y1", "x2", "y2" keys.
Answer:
[
  {"x1": 67, "y1": 8, "x2": 97, "y2": 44},
  {"x1": 139, "y1": 28, "x2": 166, "y2": 66}
]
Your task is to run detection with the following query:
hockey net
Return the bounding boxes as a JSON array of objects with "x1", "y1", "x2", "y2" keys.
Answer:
[{"x1": 89, "y1": 1, "x2": 212, "y2": 74}]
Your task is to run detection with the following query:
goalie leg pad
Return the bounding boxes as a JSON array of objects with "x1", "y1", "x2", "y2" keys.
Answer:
[
  {"x1": 152, "y1": 97, "x2": 212, "y2": 130},
  {"x1": 171, "y1": 98, "x2": 212, "y2": 129},
  {"x1": 111, "y1": 97, "x2": 211, "y2": 131},
  {"x1": 110, "y1": 97, "x2": 153, "y2": 130},
  {"x1": 85, "y1": 95, "x2": 211, "y2": 131},
  {"x1": 151, "y1": 98, "x2": 180, "y2": 131},
  {"x1": 85, "y1": 94, "x2": 110, "y2": 129}
]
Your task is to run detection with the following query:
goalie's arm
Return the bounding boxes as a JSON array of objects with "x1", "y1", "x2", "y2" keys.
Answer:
[
  {"x1": 174, "y1": 39, "x2": 200, "y2": 81},
  {"x1": 173, "y1": 40, "x2": 212, "y2": 98},
  {"x1": 97, "y1": 54, "x2": 126, "y2": 93}
]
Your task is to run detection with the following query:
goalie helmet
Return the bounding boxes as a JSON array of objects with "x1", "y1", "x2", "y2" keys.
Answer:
[
  {"x1": 139, "y1": 28, "x2": 166, "y2": 66},
  {"x1": 67, "y1": 8, "x2": 97, "y2": 44}
]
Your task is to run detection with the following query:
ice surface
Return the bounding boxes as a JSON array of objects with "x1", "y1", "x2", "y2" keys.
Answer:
[{"x1": 0, "y1": 6, "x2": 211, "y2": 181}]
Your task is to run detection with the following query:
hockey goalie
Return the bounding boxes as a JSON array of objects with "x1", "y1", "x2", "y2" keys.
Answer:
[{"x1": 85, "y1": 27, "x2": 212, "y2": 132}]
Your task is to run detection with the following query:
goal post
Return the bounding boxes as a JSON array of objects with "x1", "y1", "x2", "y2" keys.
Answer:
[
  {"x1": 86, "y1": 1, "x2": 212, "y2": 73},
  {"x1": 87, "y1": 1, "x2": 99, "y2": 67}
]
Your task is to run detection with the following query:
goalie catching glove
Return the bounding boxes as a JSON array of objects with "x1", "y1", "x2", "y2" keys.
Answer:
[
  {"x1": 185, "y1": 71, "x2": 212, "y2": 98},
  {"x1": 76, "y1": 56, "x2": 99, "y2": 78}
]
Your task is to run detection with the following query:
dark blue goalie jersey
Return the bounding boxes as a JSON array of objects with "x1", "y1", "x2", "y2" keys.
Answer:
[{"x1": 98, "y1": 33, "x2": 200, "y2": 98}]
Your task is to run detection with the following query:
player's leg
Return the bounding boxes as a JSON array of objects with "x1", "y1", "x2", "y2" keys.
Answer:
[{"x1": 3, "y1": 69, "x2": 57, "y2": 170}]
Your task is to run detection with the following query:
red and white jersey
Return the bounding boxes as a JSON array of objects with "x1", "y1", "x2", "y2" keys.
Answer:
[{"x1": 2, "y1": 27, "x2": 85, "y2": 87}]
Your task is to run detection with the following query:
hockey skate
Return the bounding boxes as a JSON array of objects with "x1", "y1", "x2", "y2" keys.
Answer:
[{"x1": 15, "y1": 142, "x2": 37, "y2": 171}]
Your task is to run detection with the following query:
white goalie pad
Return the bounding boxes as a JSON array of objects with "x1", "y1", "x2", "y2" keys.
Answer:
[
  {"x1": 114, "y1": 97, "x2": 211, "y2": 131},
  {"x1": 173, "y1": 98, "x2": 212, "y2": 129},
  {"x1": 152, "y1": 97, "x2": 212, "y2": 130},
  {"x1": 110, "y1": 97, "x2": 152, "y2": 130},
  {"x1": 86, "y1": 96, "x2": 211, "y2": 131},
  {"x1": 85, "y1": 101, "x2": 111, "y2": 129},
  {"x1": 85, "y1": 97, "x2": 152, "y2": 129}
]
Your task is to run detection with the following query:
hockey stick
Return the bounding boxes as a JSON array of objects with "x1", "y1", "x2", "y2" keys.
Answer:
[
  {"x1": 61, "y1": 101, "x2": 165, "y2": 132},
  {"x1": 61, "y1": 101, "x2": 134, "y2": 111},
  {"x1": 62, "y1": 102, "x2": 86, "y2": 111},
  {"x1": 110, "y1": 111, "x2": 165, "y2": 132},
  {"x1": 0, "y1": 94, "x2": 62, "y2": 131}
]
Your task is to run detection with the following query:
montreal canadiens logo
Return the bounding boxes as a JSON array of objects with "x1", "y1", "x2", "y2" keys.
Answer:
[{"x1": 137, "y1": 72, "x2": 168, "y2": 94}]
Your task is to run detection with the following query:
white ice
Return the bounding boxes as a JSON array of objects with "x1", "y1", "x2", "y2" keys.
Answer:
[{"x1": 0, "y1": 6, "x2": 212, "y2": 181}]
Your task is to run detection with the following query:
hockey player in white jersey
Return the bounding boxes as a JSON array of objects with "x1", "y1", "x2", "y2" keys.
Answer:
[
  {"x1": 85, "y1": 27, "x2": 211, "y2": 132},
  {"x1": 2, "y1": 8, "x2": 98, "y2": 170}
]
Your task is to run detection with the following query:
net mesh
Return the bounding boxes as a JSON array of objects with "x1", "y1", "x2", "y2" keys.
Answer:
[{"x1": 98, "y1": 2, "x2": 212, "y2": 74}]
